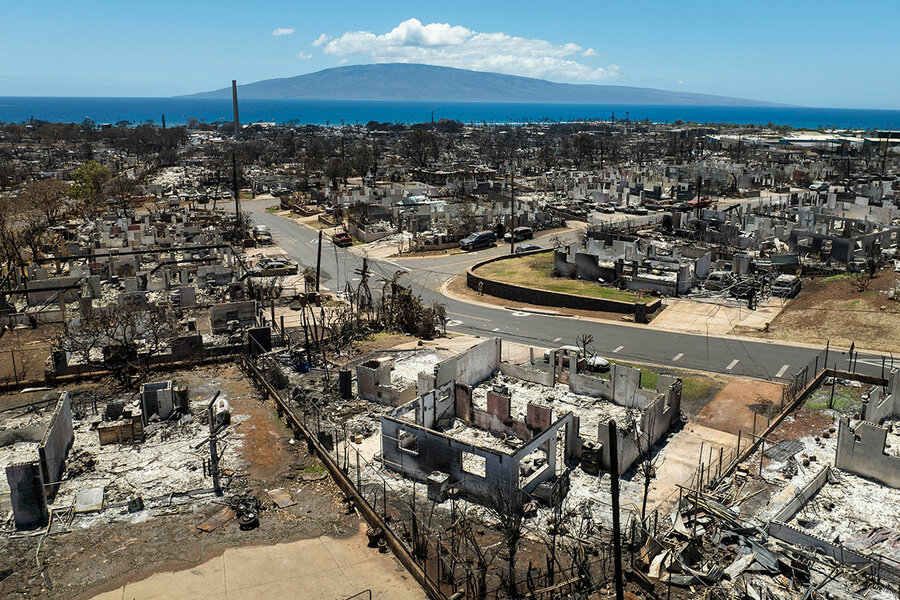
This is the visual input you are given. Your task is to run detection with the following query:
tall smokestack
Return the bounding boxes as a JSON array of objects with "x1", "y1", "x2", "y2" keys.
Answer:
[{"x1": 231, "y1": 80, "x2": 240, "y2": 139}]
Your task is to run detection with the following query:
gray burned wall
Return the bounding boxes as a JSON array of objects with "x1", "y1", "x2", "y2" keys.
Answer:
[
  {"x1": 434, "y1": 338, "x2": 501, "y2": 389},
  {"x1": 209, "y1": 300, "x2": 257, "y2": 333},
  {"x1": 38, "y1": 392, "x2": 74, "y2": 499},
  {"x1": 5, "y1": 462, "x2": 48, "y2": 528},
  {"x1": 835, "y1": 418, "x2": 900, "y2": 488},
  {"x1": 596, "y1": 376, "x2": 682, "y2": 474},
  {"x1": 381, "y1": 411, "x2": 577, "y2": 502},
  {"x1": 6, "y1": 392, "x2": 74, "y2": 529}
]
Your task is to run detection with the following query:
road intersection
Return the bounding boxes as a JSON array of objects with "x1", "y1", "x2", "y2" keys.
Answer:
[{"x1": 244, "y1": 199, "x2": 890, "y2": 383}]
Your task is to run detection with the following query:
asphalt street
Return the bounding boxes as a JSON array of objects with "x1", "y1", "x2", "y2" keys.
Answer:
[{"x1": 243, "y1": 199, "x2": 890, "y2": 383}]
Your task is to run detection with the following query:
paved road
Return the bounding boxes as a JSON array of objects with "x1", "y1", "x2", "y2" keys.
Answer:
[{"x1": 244, "y1": 200, "x2": 890, "y2": 382}]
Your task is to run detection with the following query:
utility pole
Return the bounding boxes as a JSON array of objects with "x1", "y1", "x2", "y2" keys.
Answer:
[
  {"x1": 232, "y1": 151, "x2": 241, "y2": 233},
  {"x1": 509, "y1": 167, "x2": 516, "y2": 254},
  {"x1": 608, "y1": 420, "x2": 625, "y2": 600},
  {"x1": 315, "y1": 229, "x2": 323, "y2": 293}
]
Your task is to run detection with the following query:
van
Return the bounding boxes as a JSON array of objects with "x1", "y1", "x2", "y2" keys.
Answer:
[
  {"x1": 503, "y1": 226, "x2": 534, "y2": 242},
  {"x1": 459, "y1": 231, "x2": 496, "y2": 251}
]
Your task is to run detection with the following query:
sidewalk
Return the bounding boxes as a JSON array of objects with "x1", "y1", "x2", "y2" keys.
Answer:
[{"x1": 90, "y1": 524, "x2": 426, "y2": 600}]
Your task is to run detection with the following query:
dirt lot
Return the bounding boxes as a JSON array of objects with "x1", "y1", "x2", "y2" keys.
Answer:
[
  {"x1": 0, "y1": 324, "x2": 57, "y2": 385},
  {"x1": 742, "y1": 267, "x2": 900, "y2": 352},
  {"x1": 693, "y1": 377, "x2": 786, "y2": 436},
  {"x1": 0, "y1": 364, "x2": 360, "y2": 600}
]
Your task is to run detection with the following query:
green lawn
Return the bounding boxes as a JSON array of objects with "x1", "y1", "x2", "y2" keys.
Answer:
[
  {"x1": 593, "y1": 360, "x2": 713, "y2": 404},
  {"x1": 477, "y1": 253, "x2": 647, "y2": 304}
]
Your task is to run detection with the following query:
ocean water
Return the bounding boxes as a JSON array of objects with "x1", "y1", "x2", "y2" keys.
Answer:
[{"x1": 1, "y1": 97, "x2": 899, "y2": 130}]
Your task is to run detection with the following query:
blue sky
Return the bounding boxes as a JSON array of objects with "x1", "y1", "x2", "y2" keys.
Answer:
[{"x1": 1, "y1": 0, "x2": 898, "y2": 108}]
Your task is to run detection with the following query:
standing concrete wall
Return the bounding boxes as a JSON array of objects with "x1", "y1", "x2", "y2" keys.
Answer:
[
  {"x1": 209, "y1": 301, "x2": 257, "y2": 333},
  {"x1": 381, "y1": 416, "x2": 517, "y2": 500},
  {"x1": 596, "y1": 378, "x2": 682, "y2": 473},
  {"x1": 861, "y1": 369, "x2": 900, "y2": 424},
  {"x1": 38, "y1": 392, "x2": 73, "y2": 500},
  {"x1": 434, "y1": 338, "x2": 500, "y2": 388},
  {"x1": 835, "y1": 418, "x2": 900, "y2": 488},
  {"x1": 6, "y1": 462, "x2": 48, "y2": 529}
]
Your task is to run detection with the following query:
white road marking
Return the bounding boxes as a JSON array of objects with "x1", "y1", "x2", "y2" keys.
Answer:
[
  {"x1": 613, "y1": 345, "x2": 624, "y2": 353},
  {"x1": 553, "y1": 337, "x2": 563, "y2": 342},
  {"x1": 726, "y1": 359, "x2": 739, "y2": 370},
  {"x1": 384, "y1": 260, "x2": 408, "y2": 271},
  {"x1": 510, "y1": 311, "x2": 530, "y2": 317},
  {"x1": 446, "y1": 319, "x2": 463, "y2": 327},
  {"x1": 855, "y1": 358, "x2": 887, "y2": 368},
  {"x1": 672, "y1": 353, "x2": 684, "y2": 362},
  {"x1": 492, "y1": 327, "x2": 500, "y2": 332},
  {"x1": 775, "y1": 364, "x2": 790, "y2": 378}
]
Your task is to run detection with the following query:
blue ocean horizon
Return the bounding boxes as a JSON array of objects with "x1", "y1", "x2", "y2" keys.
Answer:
[{"x1": 1, "y1": 97, "x2": 899, "y2": 130}]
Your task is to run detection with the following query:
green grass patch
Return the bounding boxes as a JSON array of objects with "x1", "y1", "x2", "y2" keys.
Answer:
[
  {"x1": 266, "y1": 206, "x2": 281, "y2": 213},
  {"x1": 302, "y1": 461, "x2": 328, "y2": 477},
  {"x1": 477, "y1": 253, "x2": 647, "y2": 304},
  {"x1": 681, "y1": 377, "x2": 714, "y2": 405},
  {"x1": 822, "y1": 274, "x2": 851, "y2": 283},
  {"x1": 806, "y1": 388, "x2": 859, "y2": 413},
  {"x1": 844, "y1": 299, "x2": 860, "y2": 308}
]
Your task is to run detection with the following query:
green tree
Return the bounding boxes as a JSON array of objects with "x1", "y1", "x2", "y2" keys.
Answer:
[{"x1": 68, "y1": 160, "x2": 111, "y2": 215}]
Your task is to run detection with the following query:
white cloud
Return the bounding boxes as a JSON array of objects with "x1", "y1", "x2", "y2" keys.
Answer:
[
  {"x1": 296, "y1": 52, "x2": 312, "y2": 60},
  {"x1": 315, "y1": 18, "x2": 618, "y2": 82},
  {"x1": 272, "y1": 28, "x2": 295, "y2": 37},
  {"x1": 312, "y1": 34, "x2": 331, "y2": 47}
]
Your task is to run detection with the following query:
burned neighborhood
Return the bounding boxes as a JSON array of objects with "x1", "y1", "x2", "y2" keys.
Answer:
[{"x1": 1, "y1": 105, "x2": 900, "y2": 600}]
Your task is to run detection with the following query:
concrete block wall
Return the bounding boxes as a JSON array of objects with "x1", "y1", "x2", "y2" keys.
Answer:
[
  {"x1": 357, "y1": 357, "x2": 416, "y2": 407},
  {"x1": 771, "y1": 466, "x2": 834, "y2": 522},
  {"x1": 861, "y1": 369, "x2": 900, "y2": 424},
  {"x1": 596, "y1": 378, "x2": 682, "y2": 474},
  {"x1": 357, "y1": 357, "x2": 394, "y2": 401},
  {"x1": 209, "y1": 300, "x2": 257, "y2": 333},
  {"x1": 434, "y1": 338, "x2": 500, "y2": 389},
  {"x1": 38, "y1": 392, "x2": 74, "y2": 500},
  {"x1": 381, "y1": 416, "x2": 517, "y2": 500},
  {"x1": 767, "y1": 521, "x2": 874, "y2": 573},
  {"x1": 835, "y1": 418, "x2": 900, "y2": 488},
  {"x1": 568, "y1": 363, "x2": 651, "y2": 409},
  {"x1": 414, "y1": 382, "x2": 456, "y2": 429},
  {"x1": 455, "y1": 338, "x2": 501, "y2": 388},
  {"x1": 499, "y1": 361, "x2": 554, "y2": 387},
  {"x1": 5, "y1": 462, "x2": 48, "y2": 529}
]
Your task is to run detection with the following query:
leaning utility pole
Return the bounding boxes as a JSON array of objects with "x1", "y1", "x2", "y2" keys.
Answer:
[
  {"x1": 608, "y1": 420, "x2": 625, "y2": 600},
  {"x1": 207, "y1": 391, "x2": 223, "y2": 497}
]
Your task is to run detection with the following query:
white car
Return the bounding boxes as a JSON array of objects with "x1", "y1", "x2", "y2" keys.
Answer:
[{"x1": 543, "y1": 346, "x2": 610, "y2": 371}]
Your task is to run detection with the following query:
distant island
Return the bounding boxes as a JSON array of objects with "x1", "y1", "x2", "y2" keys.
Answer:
[{"x1": 184, "y1": 63, "x2": 780, "y2": 106}]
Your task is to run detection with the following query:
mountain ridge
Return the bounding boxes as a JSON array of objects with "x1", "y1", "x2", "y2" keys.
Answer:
[{"x1": 183, "y1": 64, "x2": 782, "y2": 106}]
